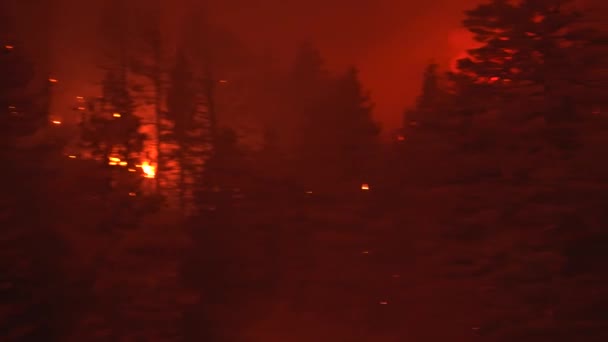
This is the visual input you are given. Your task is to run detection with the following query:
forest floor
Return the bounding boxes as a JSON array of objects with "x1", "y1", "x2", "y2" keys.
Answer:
[{"x1": 181, "y1": 184, "x2": 493, "y2": 341}]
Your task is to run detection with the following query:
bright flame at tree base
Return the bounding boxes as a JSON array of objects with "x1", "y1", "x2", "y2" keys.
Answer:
[{"x1": 141, "y1": 161, "x2": 156, "y2": 178}]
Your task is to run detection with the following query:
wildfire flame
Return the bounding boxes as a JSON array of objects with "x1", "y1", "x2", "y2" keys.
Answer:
[
  {"x1": 141, "y1": 161, "x2": 156, "y2": 178},
  {"x1": 361, "y1": 183, "x2": 370, "y2": 190},
  {"x1": 108, "y1": 157, "x2": 120, "y2": 165},
  {"x1": 51, "y1": 120, "x2": 61, "y2": 125},
  {"x1": 113, "y1": 113, "x2": 121, "y2": 118}
]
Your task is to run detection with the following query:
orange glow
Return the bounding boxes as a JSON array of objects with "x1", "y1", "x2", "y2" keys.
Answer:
[
  {"x1": 219, "y1": 79, "x2": 228, "y2": 83},
  {"x1": 489, "y1": 76, "x2": 500, "y2": 83},
  {"x1": 48, "y1": 78, "x2": 58, "y2": 83},
  {"x1": 113, "y1": 113, "x2": 121, "y2": 118},
  {"x1": 128, "y1": 168, "x2": 136, "y2": 172},
  {"x1": 361, "y1": 183, "x2": 370, "y2": 190},
  {"x1": 532, "y1": 14, "x2": 545, "y2": 23},
  {"x1": 141, "y1": 161, "x2": 156, "y2": 178},
  {"x1": 68, "y1": 155, "x2": 77, "y2": 159},
  {"x1": 119, "y1": 161, "x2": 128, "y2": 166},
  {"x1": 305, "y1": 190, "x2": 313, "y2": 194},
  {"x1": 4, "y1": 45, "x2": 14, "y2": 50},
  {"x1": 108, "y1": 157, "x2": 120, "y2": 166},
  {"x1": 76, "y1": 96, "x2": 84, "y2": 100},
  {"x1": 128, "y1": 192, "x2": 136, "y2": 197},
  {"x1": 51, "y1": 120, "x2": 61, "y2": 125},
  {"x1": 77, "y1": 106, "x2": 85, "y2": 111}
]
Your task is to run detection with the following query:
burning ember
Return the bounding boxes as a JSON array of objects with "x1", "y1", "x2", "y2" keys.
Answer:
[
  {"x1": 140, "y1": 161, "x2": 156, "y2": 178},
  {"x1": 361, "y1": 183, "x2": 370, "y2": 190},
  {"x1": 108, "y1": 157, "x2": 121, "y2": 166}
]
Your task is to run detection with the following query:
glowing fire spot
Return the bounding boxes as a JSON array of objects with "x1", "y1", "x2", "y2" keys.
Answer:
[
  {"x1": 68, "y1": 155, "x2": 77, "y2": 159},
  {"x1": 48, "y1": 78, "x2": 58, "y2": 83},
  {"x1": 128, "y1": 192, "x2": 136, "y2": 197},
  {"x1": 51, "y1": 120, "x2": 61, "y2": 125},
  {"x1": 4, "y1": 45, "x2": 14, "y2": 50},
  {"x1": 219, "y1": 79, "x2": 228, "y2": 84},
  {"x1": 77, "y1": 106, "x2": 85, "y2": 111},
  {"x1": 108, "y1": 157, "x2": 120, "y2": 166},
  {"x1": 379, "y1": 301, "x2": 389, "y2": 305},
  {"x1": 119, "y1": 161, "x2": 127, "y2": 166},
  {"x1": 113, "y1": 113, "x2": 121, "y2": 118},
  {"x1": 361, "y1": 183, "x2": 370, "y2": 190},
  {"x1": 128, "y1": 168, "x2": 136, "y2": 172},
  {"x1": 141, "y1": 161, "x2": 156, "y2": 178},
  {"x1": 532, "y1": 14, "x2": 545, "y2": 23}
]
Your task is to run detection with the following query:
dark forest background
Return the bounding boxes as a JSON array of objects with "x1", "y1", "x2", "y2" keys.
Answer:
[{"x1": 1, "y1": 0, "x2": 607, "y2": 340}]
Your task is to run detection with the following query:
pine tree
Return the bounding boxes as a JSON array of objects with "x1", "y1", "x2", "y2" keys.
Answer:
[
  {"x1": 457, "y1": 0, "x2": 602, "y2": 123},
  {"x1": 404, "y1": 62, "x2": 446, "y2": 129},
  {"x1": 80, "y1": 71, "x2": 145, "y2": 164},
  {"x1": 165, "y1": 52, "x2": 203, "y2": 210},
  {"x1": 1, "y1": 24, "x2": 87, "y2": 339},
  {"x1": 397, "y1": 64, "x2": 470, "y2": 185},
  {"x1": 79, "y1": 0, "x2": 147, "y2": 224},
  {"x1": 432, "y1": 2, "x2": 608, "y2": 340},
  {"x1": 293, "y1": 60, "x2": 379, "y2": 190},
  {"x1": 130, "y1": 0, "x2": 166, "y2": 191},
  {"x1": 286, "y1": 43, "x2": 331, "y2": 150},
  {"x1": 1, "y1": 37, "x2": 48, "y2": 145},
  {"x1": 327, "y1": 67, "x2": 380, "y2": 184}
]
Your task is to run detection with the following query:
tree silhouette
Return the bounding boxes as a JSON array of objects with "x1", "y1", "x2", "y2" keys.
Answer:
[
  {"x1": 457, "y1": 0, "x2": 603, "y2": 123},
  {"x1": 287, "y1": 45, "x2": 379, "y2": 189},
  {"x1": 0, "y1": 28, "x2": 87, "y2": 339},
  {"x1": 324, "y1": 67, "x2": 379, "y2": 185}
]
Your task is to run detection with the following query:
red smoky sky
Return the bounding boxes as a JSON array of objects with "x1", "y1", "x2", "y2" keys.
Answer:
[
  {"x1": 18, "y1": 0, "x2": 605, "y2": 132},
  {"x1": 204, "y1": 0, "x2": 482, "y2": 130}
]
